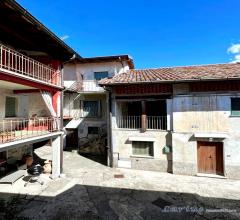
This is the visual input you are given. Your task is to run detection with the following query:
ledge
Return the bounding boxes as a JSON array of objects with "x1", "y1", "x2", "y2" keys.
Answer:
[
  {"x1": 0, "y1": 131, "x2": 63, "y2": 151},
  {"x1": 194, "y1": 132, "x2": 229, "y2": 139},
  {"x1": 130, "y1": 155, "x2": 154, "y2": 159},
  {"x1": 128, "y1": 136, "x2": 156, "y2": 142}
]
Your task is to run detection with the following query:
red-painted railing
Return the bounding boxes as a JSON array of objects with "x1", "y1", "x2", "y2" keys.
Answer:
[{"x1": 0, "y1": 44, "x2": 61, "y2": 87}]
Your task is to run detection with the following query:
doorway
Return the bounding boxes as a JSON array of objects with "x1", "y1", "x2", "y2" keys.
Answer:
[{"x1": 197, "y1": 141, "x2": 224, "y2": 175}]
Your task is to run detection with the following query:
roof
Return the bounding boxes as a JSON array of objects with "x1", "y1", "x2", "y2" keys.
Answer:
[
  {"x1": 67, "y1": 55, "x2": 134, "y2": 69},
  {"x1": 0, "y1": 0, "x2": 81, "y2": 61},
  {"x1": 66, "y1": 81, "x2": 83, "y2": 93},
  {"x1": 99, "y1": 63, "x2": 240, "y2": 85}
]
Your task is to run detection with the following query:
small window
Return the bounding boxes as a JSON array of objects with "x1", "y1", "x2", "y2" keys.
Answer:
[
  {"x1": 231, "y1": 98, "x2": 240, "y2": 116},
  {"x1": 88, "y1": 127, "x2": 99, "y2": 135},
  {"x1": 94, "y1": 71, "x2": 108, "y2": 80},
  {"x1": 132, "y1": 141, "x2": 154, "y2": 157},
  {"x1": 5, "y1": 96, "x2": 17, "y2": 117},
  {"x1": 83, "y1": 100, "x2": 100, "y2": 117}
]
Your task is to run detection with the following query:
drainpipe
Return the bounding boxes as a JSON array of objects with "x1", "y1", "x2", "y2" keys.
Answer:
[
  {"x1": 106, "y1": 88, "x2": 113, "y2": 167},
  {"x1": 60, "y1": 65, "x2": 64, "y2": 174}
]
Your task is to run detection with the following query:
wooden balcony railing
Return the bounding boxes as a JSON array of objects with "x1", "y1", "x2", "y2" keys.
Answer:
[
  {"x1": 0, "y1": 117, "x2": 59, "y2": 144},
  {"x1": 116, "y1": 115, "x2": 167, "y2": 130},
  {"x1": 0, "y1": 44, "x2": 61, "y2": 87}
]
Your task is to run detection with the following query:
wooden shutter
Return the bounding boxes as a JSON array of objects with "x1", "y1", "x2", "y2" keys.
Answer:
[{"x1": 5, "y1": 96, "x2": 17, "y2": 117}]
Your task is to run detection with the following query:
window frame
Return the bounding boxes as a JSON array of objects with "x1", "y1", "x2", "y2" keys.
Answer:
[
  {"x1": 132, "y1": 141, "x2": 154, "y2": 157},
  {"x1": 82, "y1": 100, "x2": 101, "y2": 118},
  {"x1": 5, "y1": 96, "x2": 17, "y2": 118},
  {"x1": 94, "y1": 71, "x2": 109, "y2": 81},
  {"x1": 231, "y1": 98, "x2": 240, "y2": 116},
  {"x1": 88, "y1": 126, "x2": 99, "y2": 135}
]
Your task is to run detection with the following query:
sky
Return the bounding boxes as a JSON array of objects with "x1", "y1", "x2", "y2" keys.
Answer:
[{"x1": 17, "y1": 0, "x2": 240, "y2": 69}]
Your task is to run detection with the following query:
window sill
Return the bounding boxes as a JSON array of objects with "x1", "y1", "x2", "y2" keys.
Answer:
[
  {"x1": 229, "y1": 115, "x2": 240, "y2": 117},
  {"x1": 130, "y1": 155, "x2": 154, "y2": 159}
]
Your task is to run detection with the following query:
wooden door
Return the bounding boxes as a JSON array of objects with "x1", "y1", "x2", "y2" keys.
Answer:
[{"x1": 197, "y1": 141, "x2": 223, "y2": 175}]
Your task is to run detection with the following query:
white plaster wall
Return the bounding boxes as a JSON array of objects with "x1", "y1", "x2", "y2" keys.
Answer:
[
  {"x1": 27, "y1": 93, "x2": 50, "y2": 117},
  {"x1": 0, "y1": 89, "x2": 50, "y2": 119},
  {"x1": 63, "y1": 61, "x2": 129, "y2": 92}
]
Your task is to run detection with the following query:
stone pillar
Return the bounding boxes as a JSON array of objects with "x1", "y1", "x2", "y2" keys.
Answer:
[
  {"x1": 141, "y1": 101, "x2": 147, "y2": 132},
  {"x1": 51, "y1": 135, "x2": 61, "y2": 179}
]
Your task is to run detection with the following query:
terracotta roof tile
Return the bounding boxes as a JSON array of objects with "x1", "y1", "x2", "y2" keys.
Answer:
[{"x1": 99, "y1": 63, "x2": 240, "y2": 85}]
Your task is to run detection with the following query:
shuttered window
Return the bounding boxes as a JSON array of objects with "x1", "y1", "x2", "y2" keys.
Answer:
[
  {"x1": 231, "y1": 98, "x2": 240, "y2": 116},
  {"x1": 5, "y1": 96, "x2": 17, "y2": 117},
  {"x1": 132, "y1": 141, "x2": 154, "y2": 156}
]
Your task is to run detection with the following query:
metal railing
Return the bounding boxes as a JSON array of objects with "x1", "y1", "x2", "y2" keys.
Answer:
[
  {"x1": 0, "y1": 117, "x2": 59, "y2": 144},
  {"x1": 0, "y1": 44, "x2": 61, "y2": 87},
  {"x1": 116, "y1": 116, "x2": 141, "y2": 129},
  {"x1": 116, "y1": 115, "x2": 167, "y2": 130},
  {"x1": 147, "y1": 116, "x2": 167, "y2": 130}
]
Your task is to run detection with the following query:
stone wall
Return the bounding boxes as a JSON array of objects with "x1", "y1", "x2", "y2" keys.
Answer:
[{"x1": 112, "y1": 129, "x2": 172, "y2": 172}]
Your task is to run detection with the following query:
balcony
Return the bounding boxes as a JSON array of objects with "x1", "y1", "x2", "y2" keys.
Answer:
[
  {"x1": 0, "y1": 44, "x2": 61, "y2": 87},
  {"x1": 82, "y1": 80, "x2": 104, "y2": 92},
  {"x1": 116, "y1": 115, "x2": 167, "y2": 130},
  {"x1": 0, "y1": 117, "x2": 59, "y2": 144}
]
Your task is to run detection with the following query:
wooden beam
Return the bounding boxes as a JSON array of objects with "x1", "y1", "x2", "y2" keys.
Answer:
[
  {"x1": 141, "y1": 101, "x2": 147, "y2": 133},
  {"x1": 13, "y1": 89, "x2": 40, "y2": 94}
]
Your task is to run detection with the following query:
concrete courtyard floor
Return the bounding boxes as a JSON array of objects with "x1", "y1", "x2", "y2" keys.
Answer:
[{"x1": 0, "y1": 146, "x2": 240, "y2": 220}]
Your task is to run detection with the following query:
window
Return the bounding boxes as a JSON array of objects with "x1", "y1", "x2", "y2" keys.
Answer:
[
  {"x1": 132, "y1": 141, "x2": 154, "y2": 157},
  {"x1": 94, "y1": 71, "x2": 108, "y2": 80},
  {"x1": 231, "y1": 98, "x2": 240, "y2": 116},
  {"x1": 5, "y1": 96, "x2": 17, "y2": 117},
  {"x1": 83, "y1": 101, "x2": 100, "y2": 117},
  {"x1": 88, "y1": 127, "x2": 99, "y2": 135}
]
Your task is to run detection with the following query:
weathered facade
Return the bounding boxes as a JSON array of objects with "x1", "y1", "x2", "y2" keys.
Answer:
[
  {"x1": 100, "y1": 63, "x2": 240, "y2": 179},
  {"x1": 0, "y1": 0, "x2": 79, "y2": 179},
  {"x1": 63, "y1": 56, "x2": 134, "y2": 157}
]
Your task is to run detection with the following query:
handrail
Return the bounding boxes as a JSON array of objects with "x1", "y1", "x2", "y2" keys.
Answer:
[
  {"x1": 0, "y1": 117, "x2": 60, "y2": 144},
  {"x1": 116, "y1": 115, "x2": 167, "y2": 130},
  {"x1": 0, "y1": 44, "x2": 61, "y2": 87}
]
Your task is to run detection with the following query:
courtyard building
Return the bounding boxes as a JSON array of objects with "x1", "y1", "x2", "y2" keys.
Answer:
[
  {"x1": 0, "y1": 0, "x2": 80, "y2": 181},
  {"x1": 99, "y1": 63, "x2": 240, "y2": 179},
  {"x1": 63, "y1": 55, "x2": 134, "y2": 164}
]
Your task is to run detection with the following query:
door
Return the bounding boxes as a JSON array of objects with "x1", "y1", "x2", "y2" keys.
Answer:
[{"x1": 197, "y1": 141, "x2": 223, "y2": 175}]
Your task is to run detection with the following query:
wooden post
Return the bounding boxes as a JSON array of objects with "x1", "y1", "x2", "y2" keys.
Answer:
[{"x1": 141, "y1": 101, "x2": 147, "y2": 132}]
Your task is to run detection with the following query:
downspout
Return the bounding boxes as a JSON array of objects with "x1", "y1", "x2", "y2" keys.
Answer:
[
  {"x1": 60, "y1": 64, "x2": 64, "y2": 174},
  {"x1": 106, "y1": 87, "x2": 113, "y2": 167}
]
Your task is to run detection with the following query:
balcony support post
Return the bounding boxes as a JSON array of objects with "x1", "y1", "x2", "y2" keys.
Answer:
[
  {"x1": 141, "y1": 101, "x2": 147, "y2": 132},
  {"x1": 50, "y1": 135, "x2": 61, "y2": 179}
]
